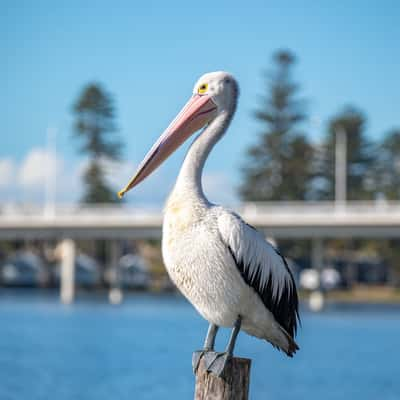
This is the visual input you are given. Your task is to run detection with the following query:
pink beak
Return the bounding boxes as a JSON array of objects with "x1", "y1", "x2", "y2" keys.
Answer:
[{"x1": 118, "y1": 94, "x2": 218, "y2": 198}]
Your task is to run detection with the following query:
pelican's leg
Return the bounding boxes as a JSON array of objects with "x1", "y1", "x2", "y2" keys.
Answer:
[
  {"x1": 206, "y1": 315, "x2": 242, "y2": 378},
  {"x1": 192, "y1": 323, "x2": 219, "y2": 373},
  {"x1": 204, "y1": 323, "x2": 219, "y2": 350}
]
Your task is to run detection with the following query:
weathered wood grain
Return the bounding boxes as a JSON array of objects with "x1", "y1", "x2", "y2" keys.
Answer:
[{"x1": 194, "y1": 355, "x2": 251, "y2": 400}]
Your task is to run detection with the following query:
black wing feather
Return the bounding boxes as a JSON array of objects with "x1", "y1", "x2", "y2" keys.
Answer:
[{"x1": 227, "y1": 242, "x2": 300, "y2": 338}]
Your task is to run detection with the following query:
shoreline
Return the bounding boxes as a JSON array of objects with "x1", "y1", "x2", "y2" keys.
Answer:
[{"x1": 1, "y1": 285, "x2": 400, "y2": 305}]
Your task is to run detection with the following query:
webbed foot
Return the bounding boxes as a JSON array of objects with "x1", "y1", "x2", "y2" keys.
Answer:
[
  {"x1": 205, "y1": 351, "x2": 231, "y2": 378},
  {"x1": 192, "y1": 350, "x2": 205, "y2": 373},
  {"x1": 193, "y1": 350, "x2": 231, "y2": 376},
  {"x1": 193, "y1": 350, "x2": 218, "y2": 373}
]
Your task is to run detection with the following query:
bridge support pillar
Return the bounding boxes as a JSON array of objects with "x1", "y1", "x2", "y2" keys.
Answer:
[
  {"x1": 108, "y1": 240, "x2": 123, "y2": 304},
  {"x1": 60, "y1": 238, "x2": 76, "y2": 304},
  {"x1": 311, "y1": 238, "x2": 324, "y2": 271},
  {"x1": 310, "y1": 238, "x2": 325, "y2": 311}
]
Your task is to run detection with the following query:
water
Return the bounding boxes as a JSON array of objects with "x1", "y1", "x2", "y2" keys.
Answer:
[{"x1": 0, "y1": 290, "x2": 399, "y2": 400}]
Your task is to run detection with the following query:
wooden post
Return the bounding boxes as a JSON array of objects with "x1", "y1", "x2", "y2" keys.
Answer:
[{"x1": 194, "y1": 355, "x2": 251, "y2": 400}]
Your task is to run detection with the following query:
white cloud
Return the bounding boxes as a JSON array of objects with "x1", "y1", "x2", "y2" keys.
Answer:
[
  {"x1": 18, "y1": 148, "x2": 61, "y2": 187},
  {"x1": 0, "y1": 158, "x2": 14, "y2": 187},
  {"x1": 0, "y1": 148, "x2": 81, "y2": 203},
  {"x1": 0, "y1": 150, "x2": 239, "y2": 206}
]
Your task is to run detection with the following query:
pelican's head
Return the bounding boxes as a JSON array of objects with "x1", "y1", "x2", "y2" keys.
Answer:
[
  {"x1": 118, "y1": 71, "x2": 238, "y2": 198},
  {"x1": 193, "y1": 71, "x2": 238, "y2": 113}
]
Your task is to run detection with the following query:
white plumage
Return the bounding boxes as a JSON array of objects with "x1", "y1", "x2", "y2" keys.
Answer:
[{"x1": 163, "y1": 185, "x2": 298, "y2": 356}]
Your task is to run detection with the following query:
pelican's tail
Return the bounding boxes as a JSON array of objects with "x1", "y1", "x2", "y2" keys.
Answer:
[
  {"x1": 278, "y1": 325, "x2": 299, "y2": 357},
  {"x1": 267, "y1": 325, "x2": 299, "y2": 357}
]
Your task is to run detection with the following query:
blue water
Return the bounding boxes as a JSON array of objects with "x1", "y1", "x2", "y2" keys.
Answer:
[{"x1": 0, "y1": 290, "x2": 399, "y2": 400}]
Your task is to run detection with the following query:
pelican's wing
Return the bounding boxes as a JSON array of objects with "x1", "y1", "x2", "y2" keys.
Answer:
[{"x1": 218, "y1": 210, "x2": 300, "y2": 338}]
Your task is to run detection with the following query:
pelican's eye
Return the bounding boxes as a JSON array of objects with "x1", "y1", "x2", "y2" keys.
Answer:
[{"x1": 198, "y1": 83, "x2": 208, "y2": 94}]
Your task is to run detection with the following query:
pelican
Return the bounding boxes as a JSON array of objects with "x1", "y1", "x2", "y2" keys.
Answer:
[{"x1": 119, "y1": 72, "x2": 300, "y2": 377}]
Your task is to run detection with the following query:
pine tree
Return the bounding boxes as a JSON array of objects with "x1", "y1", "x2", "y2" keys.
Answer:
[
  {"x1": 240, "y1": 50, "x2": 313, "y2": 201},
  {"x1": 73, "y1": 83, "x2": 122, "y2": 203},
  {"x1": 317, "y1": 107, "x2": 375, "y2": 200}
]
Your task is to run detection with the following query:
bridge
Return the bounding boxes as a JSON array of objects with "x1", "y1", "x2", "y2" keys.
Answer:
[
  {"x1": 1, "y1": 201, "x2": 400, "y2": 239},
  {"x1": 2, "y1": 200, "x2": 398, "y2": 304}
]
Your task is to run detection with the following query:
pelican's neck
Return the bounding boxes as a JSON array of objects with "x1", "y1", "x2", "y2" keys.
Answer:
[{"x1": 171, "y1": 109, "x2": 234, "y2": 204}]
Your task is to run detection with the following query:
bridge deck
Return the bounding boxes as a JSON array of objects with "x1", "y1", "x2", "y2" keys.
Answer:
[{"x1": 1, "y1": 201, "x2": 400, "y2": 239}]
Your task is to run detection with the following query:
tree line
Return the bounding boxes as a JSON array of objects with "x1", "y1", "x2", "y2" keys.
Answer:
[{"x1": 240, "y1": 49, "x2": 400, "y2": 203}]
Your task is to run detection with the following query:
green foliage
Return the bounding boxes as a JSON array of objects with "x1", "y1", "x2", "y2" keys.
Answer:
[
  {"x1": 72, "y1": 83, "x2": 122, "y2": 203},
  {"x1": 81, "y1": 161, "x2": 117, "y2": 204},
  {"x1": 374, "y1": 129, "x2": 400, "y2": 200},
  {"x1": 316, "y1": 107, "x2": 376, "y2": 200},
  {"x1": 240, "y1": 50, "x2": 314, "y2": 201}
]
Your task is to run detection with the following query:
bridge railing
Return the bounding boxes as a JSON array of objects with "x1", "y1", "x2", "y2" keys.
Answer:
[
  {"x1": 0, "y1": 203, "x2": 162, "y2": 218},
  {"x1": 1, "y1": 200, "x2": 400, "y2": 219},
  {"x1": 239, "y1": 200, "x2": 400, "y2": 217}
]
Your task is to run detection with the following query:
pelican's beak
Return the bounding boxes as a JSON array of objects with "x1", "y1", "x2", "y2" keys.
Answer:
[{"x1": 118, "y1": 94, "x2": 218, "y2": 198}]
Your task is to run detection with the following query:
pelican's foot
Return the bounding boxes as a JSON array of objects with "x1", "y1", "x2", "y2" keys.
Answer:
[
  {"x1": 206, "y1": 351, "x2": 231, "y2": 378},
  {"x1": 193, "y1": 350, "x2": 215, "y2": 373},
  {"x1": 193, "y1": 350, "x2": 225, "y2": 374},
  {"x1": 192, "y1": 350, "x2": 205, "y2": 373}
]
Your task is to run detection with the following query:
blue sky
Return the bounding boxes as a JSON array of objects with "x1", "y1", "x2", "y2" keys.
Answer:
[{"x1": 1, "y1": 1, "x2": 399, "y2": 205}]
